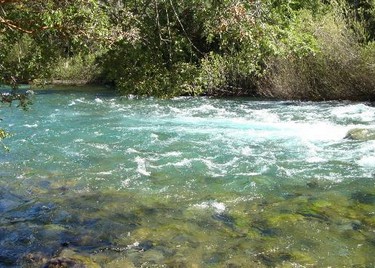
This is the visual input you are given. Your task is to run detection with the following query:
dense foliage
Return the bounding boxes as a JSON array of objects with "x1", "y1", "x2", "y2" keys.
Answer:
[{"x1": 1, "y1": 0, "x2": 375, "y2": 100}]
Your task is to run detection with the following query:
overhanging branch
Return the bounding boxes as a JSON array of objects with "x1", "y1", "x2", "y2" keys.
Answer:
[
  {"x1": 0, "y1": 15, "x2": 33, "y2": 33},
  {"x1": 0, "y1": 0, "x2": 20, "y2": 4}
]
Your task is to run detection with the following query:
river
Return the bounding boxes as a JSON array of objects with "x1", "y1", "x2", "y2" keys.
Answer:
[{"x1": 0, "y1": 86, "x2": 374, "y2": 267}]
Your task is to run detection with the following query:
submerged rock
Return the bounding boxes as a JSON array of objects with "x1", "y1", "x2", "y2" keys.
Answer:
[
  {"x1": 43, "y1": 257, "x2": 86, "y2": 268},
  {"x1": 0, "y1": 199, "x2": 24, "y2": 214},
  {"x1": 257, "y1": 252, "x2": 293, "y2": 267},
  {"x1": 0, "y1": 189, "x2": 27, "y2": 213},
  {"x1": 252, "y1": 220, "x2": 281, "y2": 237},
  {"x1": 135, "y1": 240, "x2": 154, "y2": 252},
  {"x1": 43, "y1": 249, "x2": 100, "y2": 268},
  {"x1": 344, "y1": 128, "x2": 375, "y2": 141},
  {"x1": 212, "y1": 213, "x2": 235, "y2": 229},
  {"x1": 22, "y1": 252, "x2": 48, "y2": 267},
  {"x1": 296, "y1": 202, "x2": 330, "y2": 222},
  {"x1": 352, "y1": 191, "x2": 375, "y2": 204},
  {"x1": 105, "y1": 257, "x2": 135, "y2": 268},
  {"x1": 204, "y1": 252, "x2": 226, "y2": 265},
  {"x1": 306, "y1": 180, "x2": 319, "y2": 189}
]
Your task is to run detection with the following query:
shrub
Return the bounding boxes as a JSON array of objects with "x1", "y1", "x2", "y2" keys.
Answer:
[
  {"x1": 259, "y1": 5, "x2": 375, "y2": 101},
  {"x1": 50, "y1": 53, "x2": 103, "y2": 83},
  {"x1": 0, "y1": 35, "x2": 50, "y2": 85}
]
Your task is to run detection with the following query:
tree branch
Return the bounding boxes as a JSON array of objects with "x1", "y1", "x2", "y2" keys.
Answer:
[
  {"x1": 0, "y1": 0, "x2": 21, "y2": 4},
  {"x1": 168, "y1": 0, "x2": 204, "y2": 55},
  {"x1": 0, "y1": 15, "x2": 33, "y2": 33}
]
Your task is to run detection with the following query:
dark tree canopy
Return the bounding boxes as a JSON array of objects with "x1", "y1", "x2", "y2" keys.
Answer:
[{"x1": 0, "y1": 0, "x2": 374, "y2": 99}]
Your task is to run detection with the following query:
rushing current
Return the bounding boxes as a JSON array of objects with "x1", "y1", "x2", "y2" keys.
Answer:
[{"x1": 0, "y1": 86, "x2": 375, "y2": 267}]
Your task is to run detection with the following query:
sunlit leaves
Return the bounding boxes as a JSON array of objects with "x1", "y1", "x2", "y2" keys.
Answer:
[
  {"x1": 0, "y1": 127, "x2": 11, "y2": 152},
  {"x1": 0, "y1": 129, "x2": 10, "y2": 140},
  {"x1": 0, "y1": 0, "x2": 124, "y2": 84}
]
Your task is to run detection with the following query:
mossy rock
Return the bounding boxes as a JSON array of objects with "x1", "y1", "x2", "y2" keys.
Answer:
[
  {"x1": 234, "y1": 215, "x2": 249, "y2": 229},
  {"x1": 129, "y1": 227, "x2": 153, "y2": 240},
  {"x1": 351, "y1": 191, "x2": 375, "y2": 204},
  {"x1": 267, "y1": 213, "x2": 305, "y2": 226},
  {"x1": 362, "y1": 215, "x2": 375, "y2": 227},
  {"x1": 291, "y1": 251, "x2": 315, "y2": 265},
  {"x1": 105, "y1": 257, "x2": 135, "y2": 268},
  {"x1": 246, "y1": 229, "x2": 261, "y2": 239},
  {"x1": 341, "y1": 229, "x2": 366, "y2": 241},
  {"x1": 344, "y1": 128, "x2": 375, "y2": 141},
  {"x1": 310, "y1": 200, "x2": 332, "y2": 208},
  {"x1": 297, "y1": 206, "x2": 329, "y2": 221},
  {"x1": 43, "y1": 249, "x2": 100, "y2": 268},
  {"x1": 257, "y1": 251, "x2": 293, "y2": 266}
]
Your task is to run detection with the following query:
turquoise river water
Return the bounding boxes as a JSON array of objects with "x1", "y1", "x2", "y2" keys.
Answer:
[{"x1": 0, "y1": 87, "x2": 375, "y2": 267}]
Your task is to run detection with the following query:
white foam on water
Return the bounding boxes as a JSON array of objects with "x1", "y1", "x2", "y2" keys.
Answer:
[
  {"x1": 358, "y1": 153, "x2": 375, "y2": 168},
  {"x1": 189, "y1": 104, "x2": 235, "y2": 117},
  {"x1": 173, "y1": 158, "x2": 192, "y2": 168},
  {"x1": 90, "y1": 143, "x2": 111, "y2": 152},
  {"x1": 300, "y1": 139, "x2": 327, "y2": 163},
  {"x1": 235, "y1": 172, "x2": 262, "y2": 176},
  {"x1": 150, "y1": 133, "x2": 159, "y2": 143},
  {"x1": 354, "y1": 141, "x2": 375, "y2": 169},
  {"x1": 24, "y1": 124, "x2": 38, "y2": 128},
  {"x1": 68, "y1": 97, "x2": 87, "y2": 106},
  {"x1": 191, "y1": 201, "x2": 226, "y2": 213},
  {"x1": 135, "y1": 156, "x2": 150, "y2": 176},
  {"x1": 201, "y1": 158, "x2": 233, "y2": 177},
  {"x1": 284, "y1": 122, "x2": 349, "y2": 141},
  {"x1": 331, "y1": 104, "x2": 375, "y2": 123},
  {"x1": 76, "y1": 98, "x2": 86, "y2": 103},
  {"x1": 125, "y1": 241, "x2": 140, "y2": 250},
  {"x1": 97, "y1": 171, "x2": 113, "y2": 175},
  {"x1": 94, "y1": 97, "x2": 103, "y2": 103},
  {"x1": 121, "y1": 178, "x2": 131, "y2": 188},
  {"x1": 5, "y1": 93, "x2": 375, "y2": 199},
  {"x1": 211, "y1": 201, "x2": 226, "y2": 213},
  {"x1": 306, "y1": 156, "x2": 326, "y2": 163},
  {"x1": 149, "y1": 158, "x2": 194, "y2": 169},
  {"x1": 240, "y1": 146, "x2": 252, "y2": 156},
  {"x1": 161, "y1": 151, "x2": 182, "y2": 157},
  {"x1": 249, "y1": 109, "x2": 280, "y2": 123},
  {"x1": 64, "y1": 150, "x2": 84, "y2": 158},
  {"x1": 204, "y1": 118, "x2": 349, "y2": 144},
  {"x1": 126, "y1": 148, "x2": 139, "y2": 154}
]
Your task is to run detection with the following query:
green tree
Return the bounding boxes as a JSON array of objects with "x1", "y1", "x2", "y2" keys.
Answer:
[
  {"x1": 0, "y1": 0, "x2": 124, "y2": 151},
  {"x1": 100, "y1": 0, "x2": 272, "y2": 97},
  {"x1": 0, "y1": 0, "x2": 120, "y2": 85},
  {"x1": 346, "y1": 0, "x2": 375, "y2": 40},
  {"x1": 1, "y1": 0, "x2": 374, "y2": 100}
]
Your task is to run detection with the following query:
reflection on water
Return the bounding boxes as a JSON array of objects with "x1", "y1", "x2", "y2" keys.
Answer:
[{"x1": 0, "y1": 87, "x2": 375, "y2": 267}]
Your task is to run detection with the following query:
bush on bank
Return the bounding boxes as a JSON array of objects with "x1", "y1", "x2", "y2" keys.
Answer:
[
  {"x1": 90, "y1": 0, "x2": 375, "y2": 100},
  {"x1": 1, "y1": 0, "x2": 375, "y2": 101},
  {"x1": 259, "y1": 2, "x2": 375, "y2": 101}
]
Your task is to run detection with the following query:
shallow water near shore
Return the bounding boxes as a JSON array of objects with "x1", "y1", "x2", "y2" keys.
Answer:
[{"x1": 1, "y1": 87, "x2": 375, "y2": 267}]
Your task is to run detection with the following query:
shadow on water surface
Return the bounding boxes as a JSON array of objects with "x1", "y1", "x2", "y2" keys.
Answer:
[{"x1": 31, "y1": 85, "x2": 118, "y2": 98}]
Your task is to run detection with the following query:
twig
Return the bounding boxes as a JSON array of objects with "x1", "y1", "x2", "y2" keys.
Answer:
[
  {"x1": 0, "y1": 15, "x2": 33, "y2": 33},
  {"x1": 168, "y1": 0, "x2": 204, "y2": 55}
]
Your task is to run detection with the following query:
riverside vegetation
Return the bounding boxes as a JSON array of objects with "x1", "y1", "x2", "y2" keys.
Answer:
[{"x1": 0, "y1": 0, "x2": 375, "y2": 100}]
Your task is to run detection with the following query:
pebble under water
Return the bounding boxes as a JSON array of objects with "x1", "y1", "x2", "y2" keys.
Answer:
[{"x1": 0, "y1": 87, "x2": 375, "y2": 267}]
